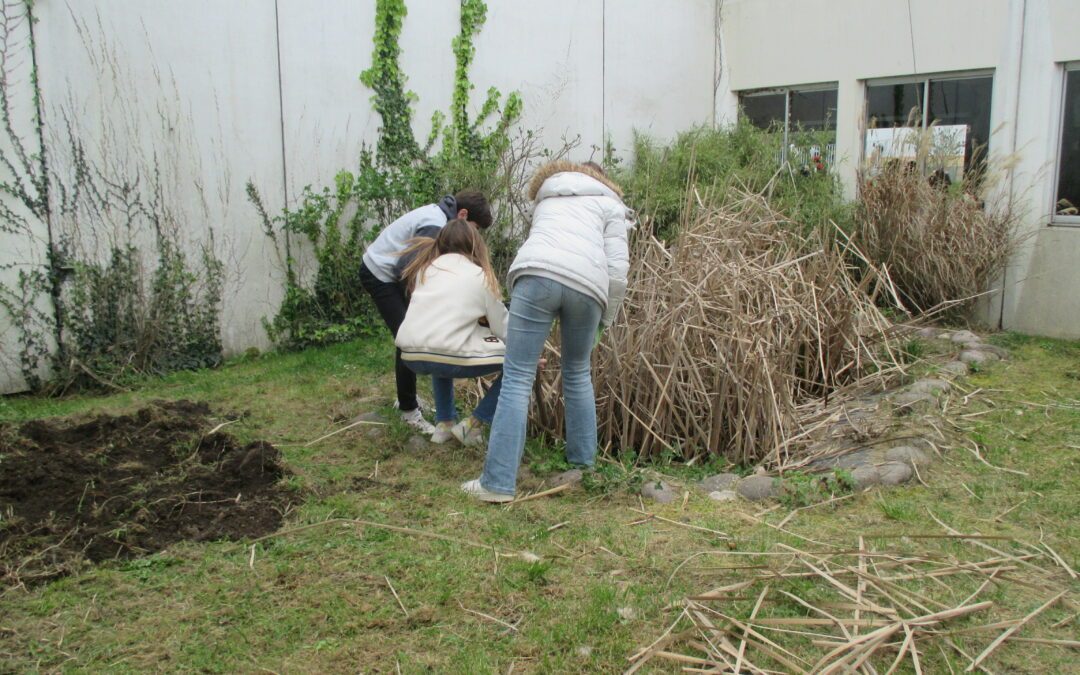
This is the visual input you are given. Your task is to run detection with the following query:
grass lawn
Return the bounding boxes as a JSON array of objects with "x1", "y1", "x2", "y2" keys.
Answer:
[{"x1": 1, "y1": 333, "x2": 1077, "y2": 673}]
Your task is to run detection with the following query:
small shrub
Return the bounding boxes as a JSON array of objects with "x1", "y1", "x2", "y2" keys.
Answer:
[{"x1": 616, "y1": 122, "x2": 851, "y2": 240}]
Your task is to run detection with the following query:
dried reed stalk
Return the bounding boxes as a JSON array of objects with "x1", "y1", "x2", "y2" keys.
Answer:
[{"x1": 629, "y1": 535, "x2": 1075, "y2": 674}]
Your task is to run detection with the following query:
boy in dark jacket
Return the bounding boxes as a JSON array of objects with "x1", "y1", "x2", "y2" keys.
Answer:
[{"x1": 359, "y1": 190, "x2": 492, "y2": 432}]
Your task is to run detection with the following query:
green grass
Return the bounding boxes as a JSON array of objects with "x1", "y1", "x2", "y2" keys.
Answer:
[{"x1": 1, "y1": 333, "x2": 1077, "y2": 672}]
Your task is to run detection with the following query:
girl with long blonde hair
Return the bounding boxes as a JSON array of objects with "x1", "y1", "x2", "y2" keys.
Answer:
[{"x1": 395, "y1": 219, "x2": 508, "y2": 445}]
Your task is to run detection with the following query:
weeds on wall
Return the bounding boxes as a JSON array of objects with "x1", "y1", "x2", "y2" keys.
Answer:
[
  {"x1": 0, "y1": 2, "x2": 224, "y2": 392},
  {"x1": 250, "y1": 0, "x2": 543, "y2": 350}
]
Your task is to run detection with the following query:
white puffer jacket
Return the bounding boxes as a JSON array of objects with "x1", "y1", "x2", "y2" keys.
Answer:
[{"x1": 507, "y1": 162, "x2": 634, "y2": 326}]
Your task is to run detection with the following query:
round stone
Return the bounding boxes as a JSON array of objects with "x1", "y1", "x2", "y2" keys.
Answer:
[
  {"x1": 851, "y1": 464, "x2": 881, "y2": 489},
  {"x1": 698, "y1": 473, "x2": 739, "y2": 493},
  {"x1": 736, "y1": 475, "x2": 779, "y2": 501},
  {"x1": 950, "y1": 330, "x2": 980, "y2": 344},
  {"x1": 939, "y1": 361, "x2": 969, "y2": 377},
  {"x1": 551, "y1": 469, "x2": 584, "y2": 487},
  {"x1": 885, "y1": 445, "x2": 931, "y2": 467},
  {"x1": 959, "y1": 350, "x2": 992, "y2": 365},
  {"x1": 708, "y1": 489, "x2": 738, "y2": 502},
  {"x1": 641, "y1": 480, "x2": 676, "y2": 503},
  {"x1": 891, "y1": 390, "x2": 935, "y2": 413},
  {"x1": 909, "y1": 378, "x2": 951, "y2": 396},
  {"x1": 877, "y1": 461, "x2": 914, "y2": 485},
  {"x1": 405, "y1": 435, "x2": 429, "y2": 452},
  {"x1": 916, "y1": 327, "x2": 940, "y2": 338}
]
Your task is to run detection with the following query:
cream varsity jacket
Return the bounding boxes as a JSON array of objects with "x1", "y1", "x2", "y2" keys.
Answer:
[{"x1": 395, "y1": 253, "x2": 509, "y2": 366}]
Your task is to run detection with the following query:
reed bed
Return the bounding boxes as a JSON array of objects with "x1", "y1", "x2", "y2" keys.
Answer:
[
  {"x1": 529, "y1": 190, "x2": 899, "y2": 468},
  {"x1": 854, "y1": 162, "x2": 1018, "y2": 318},
  {"x1": 628, "y1": 531, "x2": 1078, "y2": 673}
]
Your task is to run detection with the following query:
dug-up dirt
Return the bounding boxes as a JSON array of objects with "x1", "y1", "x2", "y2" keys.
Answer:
[{"x1": 0, "y1": 400, "x2": 293, "y2": 588}]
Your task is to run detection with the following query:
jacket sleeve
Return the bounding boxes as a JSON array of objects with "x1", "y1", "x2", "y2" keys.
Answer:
[
  {"x1": 600, "y1": 201, "x2": 633, "y2": 327},
  {"x1": 484, "y1": 285, "x2": 510, "y2": 341}
]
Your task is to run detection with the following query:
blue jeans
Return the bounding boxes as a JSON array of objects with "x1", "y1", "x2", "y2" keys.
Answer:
[
  {"x1": 481, "y1": 276, "x2": 602, "y2": 495},
  {"x1": 404, "y1": 361, "x2": 503, "y2": 424}
]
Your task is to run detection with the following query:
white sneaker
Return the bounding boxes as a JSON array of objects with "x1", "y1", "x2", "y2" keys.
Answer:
[
  {"x1": 430, "y1": 421, "x2": 454, "y2": 444},
  {"x1": 461, "y1": 478, "x2": 513, "y2": 503},
  {"x1": 400, "y1": 407, "x2": 435, "y2": 434},
  {"x1": 451, "y1": 417, "x2": 485, "y2": 447}
]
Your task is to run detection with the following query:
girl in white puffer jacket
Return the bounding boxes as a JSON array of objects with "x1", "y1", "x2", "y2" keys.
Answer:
[{"x1": 462, "y1": 161, "x2": 634, "y2": 502}]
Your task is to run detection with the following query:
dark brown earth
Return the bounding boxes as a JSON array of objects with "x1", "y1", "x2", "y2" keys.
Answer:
[{"x1": 0, "y1": 400, "x2": 292, "y2": 587}]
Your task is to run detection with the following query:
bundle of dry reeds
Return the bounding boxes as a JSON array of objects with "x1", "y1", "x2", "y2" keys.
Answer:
[
  {"x1": 629, "y1": 531, "x2": 1078, "y2": 673},
  {"x1": 854, "y1": 162, "x2": 1017, "y2": 318},
  {"x1": 529, "y1": 190, "x2": 897, "y2": 467}
]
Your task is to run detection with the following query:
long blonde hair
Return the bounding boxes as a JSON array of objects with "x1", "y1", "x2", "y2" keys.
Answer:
[{"x1": 400, "y1": 218, "x2": 500, "y2": 294}]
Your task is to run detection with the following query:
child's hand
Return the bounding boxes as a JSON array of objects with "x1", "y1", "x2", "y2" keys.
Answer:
[{"x1": 537, "y1": 357, "x2": 548, "y2": 369}]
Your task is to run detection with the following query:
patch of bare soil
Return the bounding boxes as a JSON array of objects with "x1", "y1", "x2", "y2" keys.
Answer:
[{"x1": 0, "y1": 400, "x2": 292, "y2": 587}]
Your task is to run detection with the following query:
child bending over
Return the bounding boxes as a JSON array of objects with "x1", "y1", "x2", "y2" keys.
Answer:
[{"x1": 395, "y1": 219, "x2": 508, "y2": 445}]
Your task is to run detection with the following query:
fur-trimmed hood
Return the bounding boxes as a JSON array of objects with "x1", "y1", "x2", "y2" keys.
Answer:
[{"x1": 527, "y1": 160, "x2": 623, "y2": 201}]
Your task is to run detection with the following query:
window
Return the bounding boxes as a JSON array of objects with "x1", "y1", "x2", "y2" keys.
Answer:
[
  {"x1": 1056, "y1": 66, "x2": 1080, "y2": 222},
  {"x1": 865, "y1": 74, "x2": 993, "y2": 182},
  {"x1": 739, "y1": 85, "x2": 838, "y2": 171}
]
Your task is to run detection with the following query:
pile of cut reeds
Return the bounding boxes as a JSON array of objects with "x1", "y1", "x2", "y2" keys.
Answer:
[
  {"x1": 529, "y1": 190, "x2": 899, "y2": 467},
  {"x1": 629, "y1": 529, "x2": 1078, "y2": 673}
]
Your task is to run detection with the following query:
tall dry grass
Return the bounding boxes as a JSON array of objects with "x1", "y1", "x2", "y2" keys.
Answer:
[
  {"x1": 529, "y1": 190, "x2": 898, "y2": 468},
  {"x1": 853, "y1": 154, "x2": 1019, "y2": 319}
]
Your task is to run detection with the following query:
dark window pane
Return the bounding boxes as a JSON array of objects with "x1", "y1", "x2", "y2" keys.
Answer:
[
  {"x1": 928, "y1": 77, "x2": 994, "y2": 169},
  {"x1": 867, "y1": 83, "x2": 923, "y2": 127},
  {"x1": 1058, "y1": 70, "x2": 1080, "y2": 216},
  {"x1": 790, "y1": 89, "x2": 837, "y2": 131},
  {"x1": 740, "y1": 93, "x2": 786, "y2": 130}
]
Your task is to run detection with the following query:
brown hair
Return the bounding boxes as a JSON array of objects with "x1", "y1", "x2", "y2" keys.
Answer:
[
  {"x1": 400, "y1": 219, "x2": 500, "y2": 294},
  {"x1": 454, "y1": 189, "x2": 492, "y2": 229}
]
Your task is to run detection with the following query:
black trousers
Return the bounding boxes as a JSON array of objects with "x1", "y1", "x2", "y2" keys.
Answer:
[{"x1": 359, "y1": 262, "x2": 417, "y2": 411}]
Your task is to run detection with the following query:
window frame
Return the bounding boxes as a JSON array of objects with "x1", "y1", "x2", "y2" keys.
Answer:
[
  {"x1": 863, "y1": 70, "x2": 994, "y2": 168},
  {"x1": 738, "y1": 82, "x2": 838, "y2": 165},
  {"x1": 1052, "y1": 62, "x2": 1080, "y2": 226}
]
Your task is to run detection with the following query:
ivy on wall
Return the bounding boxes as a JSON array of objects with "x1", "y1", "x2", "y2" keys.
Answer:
[
  {"x1": 252, "y1": 0, "x2": 526, "y2": 350},
  {"x1": 0, "y1": 0, "x2": 225, "y2": 392}
]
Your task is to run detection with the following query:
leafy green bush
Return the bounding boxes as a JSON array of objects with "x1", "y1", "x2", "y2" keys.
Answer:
[{"x1": 614, "y1": 122, "x2": 851, "y2": 239}]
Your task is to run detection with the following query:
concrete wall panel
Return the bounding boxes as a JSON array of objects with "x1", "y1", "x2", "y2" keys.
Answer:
[{"x1": 604, "y1": 0, "x2": 717, "y2": 155}]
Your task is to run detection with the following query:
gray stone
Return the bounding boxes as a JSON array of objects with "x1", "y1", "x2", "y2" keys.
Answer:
[
  {"x1": 698, "y1": 473, "x2": 739, "y2": 493},
  {"x1": 808, "y1": 447, "x2": 877, "y2": 471},
  {"x1": 939, "y1": 361, "x2": 970, "y2": 377},
  {"x1": 891, "y1": 390, "x2": 935, "y2": 413},
  {"x1": 708, "y1": 489, "x2": 739, "y2": 502},
  {"x1": 916, "y1": 327, "x2": 940, "y2": 339},
  {"x1": 404, "y1": 435, "x2": 429, "y2": 452},
  {"x1": 877, "y1": 461, "x2": 914, "y2": 485},
  {"x1": 641, "y1": 480, "x2": 676, "y2": 503},
  {"x1": 951, "y1": 330, "x2": 980, "y2": 344},
  {"x1": 885, "y1": 445, "x2": 931, "y2": 467},
  {"x1": 851, "y1": 464, "x2": 881, "y2": 489},
  {"x1": 937, "y1": 332, "x2": 954, "y2": 341},
  {"x1": 909, "y1": 378, "x2": 951, "y2": 396},
  {"x1": 736, "y1": 475, "x2": 779, "y2": 501},
  {"x1": 959, "y1": 350, "x2": 995, "y2": 365},
  {"x1": 551, "y1": 469, "x2": 584, "y2": 488},
  {"x1": 976, "y1": 343, "x2": 1009, "y2": 359}
]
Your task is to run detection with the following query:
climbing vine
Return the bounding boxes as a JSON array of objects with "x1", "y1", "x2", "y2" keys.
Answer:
[
  {"x1": 254, "y1": 0, "x2": 540, "y2": 350},
  {"x1": 0, "y1": 2, "x2": 225, "y2": 392}
]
